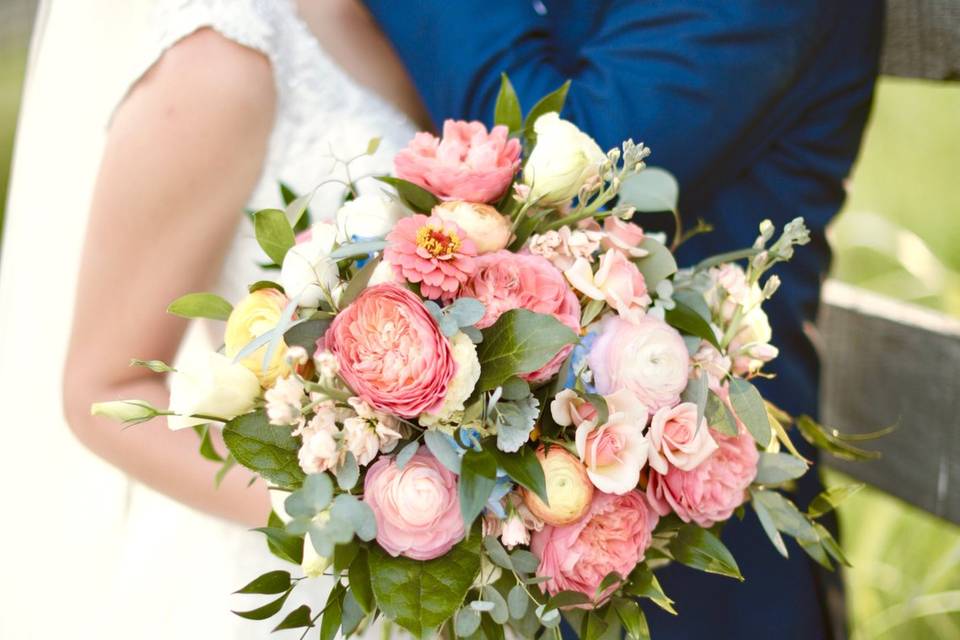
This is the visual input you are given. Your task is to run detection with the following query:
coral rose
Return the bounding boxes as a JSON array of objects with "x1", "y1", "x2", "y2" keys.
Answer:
[
  {"x1": 461, "y1": 251, "x2": 580, "y2": 382},
  {"x1": 324, "y1": 284, "x2": 455, "y2": 418},
  {"x1": 395, "y1": 120, "x2": 521, "y2": 203},
  {"x1": 646, "y1": 425, "x2": 758, "y2": 527},
  {"x1": 523, "y1": 446, "x2": 593, "y2": 526},
  {"x1": 364, "y1": 449, "x2": 465, "y2": 560},
  {"x1": 588, "y1": 314, "x2": 689, "y2": 411},
  {"x1": 531, "y1": 491, "x2": 658, "y2": 600},
  {"x1": 384, "y1": 213, "x2": 477, "y2": 300}
]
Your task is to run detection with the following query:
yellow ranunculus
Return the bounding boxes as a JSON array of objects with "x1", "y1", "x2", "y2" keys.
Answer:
[
  {"x1": 224, "y1": 288, "x2": 292, "y2": 387},
  {"x1": 523, "y1": 445, "x2": 594, "y2": 526}
]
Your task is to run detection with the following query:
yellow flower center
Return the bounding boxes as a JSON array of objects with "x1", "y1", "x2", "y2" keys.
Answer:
[{"x1": 416, "y1": 224, "x2": 461, "y2": 257}]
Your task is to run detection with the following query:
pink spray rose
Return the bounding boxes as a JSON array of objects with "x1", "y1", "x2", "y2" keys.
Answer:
[
  {"x1": 324, "y1": 284, "x2": 455, "y2": 418},
  {"x1": 588, "y1": 314, "x2": 690, "y2": 411},
  {"x1": 395, "y1": 120, "x2": 521, "y2": 203},
  {"x1": 532, "y1": 491, "x2": 658, "y2": 600},
  {"x1": 364, "y1": 449, "x2": 465, "y2": 560},
  {"x1": 461, "y1": 251, "x2": 580, "y2": 382},
  {"x1": 384, "y1": 214, "x2": 477, "y2": 300},
  {"x1": 646, "y1": 425, "x2": 758, "y2": 528},
  {"x1": 564, "y1": 249, "x2": 652, "y2": 324},
  {"x1": 602, "y1": 217, "x2": 648, "y2": 258},
  {"x1": 647, "y1": 401, "x2": 719, "y2": 474}
]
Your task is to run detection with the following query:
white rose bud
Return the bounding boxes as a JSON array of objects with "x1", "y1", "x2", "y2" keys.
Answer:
[
  {"x1": 301, "y1": 530, "x2": 332, "y2": 578},
  {"x1": 280, "y1": 221, "x2": 341, "y2": 308},
  {"x1": 167, "y1": 352, "x2": 261, "y2": 430},
  {"x1": 431, "y1": 201, "x2": 513, "y2": 253},
  {"x1": 335, "y1": 193, "x2": 406, "y2": 241},
  {"x1": 523, "y1": 113, "x2": 606, "y2": 205},
  {"x1": 90, "y1": 400, "x2": 159, "y2": 423}
]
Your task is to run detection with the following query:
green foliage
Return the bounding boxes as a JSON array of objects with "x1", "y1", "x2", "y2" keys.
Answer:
[
  {"x1": 272, "y1": 605, "x2": 314, "y2": 631},
  {"x1": 754, "y1": 452, "x2": 809, "y2": 485},
  {"x1": 368, "y1": 530, "x2": 482, "y2": 637},
  {"x1": 459, "y1": 448, "x2": 498, "y2": 529},
  {"x1": 668, "y1": 524, "x2": 743, "y2": 581},
  {"x1": 617, "y1": 167, "x2": 679, "y2": 213},
  {"x1": 483, "y1": 440, "x2": 548, "y2": 503},
  {"x1": 222, "y1": 411, "x2": 305, "y2": 490},
  {"x1": 493, "y1": 73, "x2": 522, "y2": 134},
  {"x1": 727, "y1": 379, "x2": 772, "y2": 447},
  {"x1": 666, "y1": 300, "x2": 721, "y2": 350},
  {"x1": 705, "y1": 390, "x2": 738, "y2": 436},
  {"x1": 253, "y1": 208, "x2": 295, "y2": 266},
  {"x1": 233, "y1": 570, "x2": 291, "y2": 595},
  {"x1": 376, "y1": 176, "x2": 439, "y2": 213},
  {"x1": 167, "y1": 292, "x2": 233, "y2": 321},
  {"x1": 632, "y1": 237, "x2": 678, "y2": 290}
]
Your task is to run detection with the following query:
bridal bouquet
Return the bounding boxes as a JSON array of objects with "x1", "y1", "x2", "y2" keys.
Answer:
[{"x1": 94, "y1": 77, "x2": 871, "y2": 639}]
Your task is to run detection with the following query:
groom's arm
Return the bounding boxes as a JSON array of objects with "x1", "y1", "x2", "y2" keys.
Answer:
[{"x1": 361, "y1": 0, "x2": 837, "y2": 189}]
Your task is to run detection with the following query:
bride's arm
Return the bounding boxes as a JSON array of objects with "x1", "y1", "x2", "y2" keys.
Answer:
[{"x1": 63, "y1": 29, "x2": 276, "y2": 528}]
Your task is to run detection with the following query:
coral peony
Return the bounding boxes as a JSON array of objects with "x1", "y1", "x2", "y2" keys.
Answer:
[
  {"x1": 395, "y1": 120, "x2": 521, "y2": 203},
  {"x1": 325, "y1": 284, "x2": 455, "y2": 417},
  {"x1": 384, "y1": 214, "x2": 477, "y2": 300},
  {"x1": 522, "y1": 446, "x2": 594, "y2": 526},
  {"x1": 532, "y1": 491, "x2": 658, "y2": 600},
  {"x1": 461, "y1": 250, "x2": 580, "y2": 382},
  {"x1": 588, "y1": 314, "x2": 689, "y2": 411},
  {"x1": 364, "y1": 449, "x2": 465, "y2": 560},
  {"x1": 646, "y1": 425, "x2": 758, "y2": 527}
]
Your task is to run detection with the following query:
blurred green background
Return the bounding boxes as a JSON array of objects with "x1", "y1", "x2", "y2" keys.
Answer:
[{"x1": 0, "y1": 5, "x2": 958, "y2": 638}]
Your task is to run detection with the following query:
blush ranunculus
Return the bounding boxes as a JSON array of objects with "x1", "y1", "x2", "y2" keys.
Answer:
[
  {"x1": 363, "y1": 449, "x2": 465, "y2": 560},
  {"x1": 564, "y1": 249, "x2": 651, "y2": 324},
  {"x1": 531, "y1": 491, "x2": 658, "y2": 600},
  {"x1": 395, "y1": 120, "x2": 521, "y2": 203},
  {"x1": 460, "y1": 251, "x2": 580, "y2": 382},
  {"x1": 384, "y1": 214, "x2": 477, "y2": 300},
  {"x1": 574, "y1": 389, "x2": 650, "y2": 495},
  {"x1": 646, "y1": 425, "x2": 758, "y2": 528},
  {"x1": 647, "y1": 401, "x2": 719, "y2": 474},
  {"x1": 588, "y1": 314, "x2": 690, "y2": 411},
  {"x1": 432, "y1": 201, "x2": 513, "y2": 254},
  {"x1": 324, "y1": 284, "x2": 455, "y2": 418}
]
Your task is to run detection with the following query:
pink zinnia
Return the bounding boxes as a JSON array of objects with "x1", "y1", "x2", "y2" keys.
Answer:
[
  {"x1": 384, "y1": 214, "x2": 478, "y2": 300},
  {"x1": 531, "y1": 491, "x2": 658, "y2": 601},
  {"x1": 460, "y1": 251, "x2": 580, "y2": 382},
  {"x1": 324, "y1": 284, "x2": 455, "y2": 418},
  {"x1": 646, "y1": 425, "x2": 759, "y2": 528},
  {"x1": 395, "y1": 120, "x2": 522, "y2": 203}
]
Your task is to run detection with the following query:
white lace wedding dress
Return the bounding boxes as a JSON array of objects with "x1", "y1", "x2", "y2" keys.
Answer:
[{"x1": 0, "y1": 1, "x2": 416, "y2": 638}]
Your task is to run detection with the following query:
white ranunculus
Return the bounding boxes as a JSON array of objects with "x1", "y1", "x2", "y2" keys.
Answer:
[
  {"x1": 280, "y1": 221, "x2": 341, "y2": 308},
  {"x1": 335, "y1": 193, "x2": 406, "y2": 241},
  {"x1": 167, "y1": 352, "x2": 261, "y2": 430},
  {"x1": 367, "y1": 258, "x2": 397, "y2": 286},
  {"x1": 523, "y1": 112, "x2": 606, "y2": 205}
]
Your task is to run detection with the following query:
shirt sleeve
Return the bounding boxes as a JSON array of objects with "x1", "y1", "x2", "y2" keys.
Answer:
[{"x1": 362, "y1": 0, "x2": 835, "y2": 189}]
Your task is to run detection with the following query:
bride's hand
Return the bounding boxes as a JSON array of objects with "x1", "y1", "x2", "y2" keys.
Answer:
[{"x1": 63, "y1": 29, "x2": 276, "y2": 528}]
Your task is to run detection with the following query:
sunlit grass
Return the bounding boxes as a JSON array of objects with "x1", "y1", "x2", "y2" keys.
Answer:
[{"x1": 0, "y1": 46, "x2": 28, "y2": 236}]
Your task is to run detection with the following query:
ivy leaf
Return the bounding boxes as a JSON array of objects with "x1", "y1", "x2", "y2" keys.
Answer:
[
  {"x1": 459, "y1": 449, "x2": 498, "y2": 529},
  {"x1": 233, "y1": 570, "x2": 291, "y2": 595},
  {"x1": 728, "y1": 379, "x2": 772, "y2": 447},
  {"x1": 376, "y1": 176, "x2": 439, "y2": 213},
  {"x1": 368, "y1": 528, "x2": 482, "y2": 638},
  {"x1": 668, "y1": 525, "x2": 743, "y2": 581},
  {"x1": 222, "y1": 411, "x2": 305, "y2": 490},
  {"x1": 167, "y1": 292, "x2": 233, "y2": 321},
  {"x1": 631, "y1": 238, "x2": 677, "y2": 290},
  {"x1": 272, "y1": 604, "x2": 314, "y2": 631},
  {"x1": 254, "y1": 208, "x2": 296, "y2": 266},
  {"x1": 754, "y1": 452, "x2": 809, "y2": 485},
  {"x1": 475, "y1": 309, "x2": 577, "y2": 392},
  {"x1": 493, "y1": 73, "x2": 522, "y2": 133},
  {"x1": 665, "y1": 301, "x2": 720, "y2": 350}
]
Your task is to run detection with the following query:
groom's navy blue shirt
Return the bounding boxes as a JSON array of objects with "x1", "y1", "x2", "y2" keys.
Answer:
[{"x1": 364, "y1": 1, "x2": 882, "y2": 637}]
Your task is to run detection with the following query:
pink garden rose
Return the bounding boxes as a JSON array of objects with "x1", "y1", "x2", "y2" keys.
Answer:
[
  {"x1": 646, "y1": 425, "x2": 758, "y2": 527},
  {"x1": 532, "y1": 491, "x2": 658, "y2": 600},
  {"x1": 647, "y1": 401, "x2": 719, "y2": 474},
  {"x1": 461, "y1": 251, "x2": 580, "y2": 382},
  {"x1": 564, "y1": 249, "x2": 652, "y2": 324},
  {"x1": 588, "y1": 314, "x2": 690, "y2": 411},
  {"x1": 571, "y1": 389, "x2": 651, "y2": 495},
  {"x1": 384, "y1": 214, "x2": 477, "y2": 300},
  {"x1": 395, "y1": 120, "x2": 522, "y2": 203},
  {"x1": 324, "y1": 284, "x2": 455, "y2": 418},
  {"x1": 364, "y1": 449, "x2": 464, "y2": 560}
]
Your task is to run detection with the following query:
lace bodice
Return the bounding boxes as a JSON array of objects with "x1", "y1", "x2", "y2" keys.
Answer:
[{"x1": 133, "y1": 0, "x2": 418, "y2": 301}]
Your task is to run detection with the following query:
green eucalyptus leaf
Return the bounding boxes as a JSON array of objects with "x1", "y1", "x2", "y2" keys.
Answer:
[
  {"x1": 283, "y1": 318, "x2": 330, "y2": 358},
  {"x1": 482, "y1": 535, "x2": 513, "y2": 570},
  {"x1": 339, "y1": 255, "x2": 382, "y2": 308},
  {"x1": 728, "y1": 379, "x2": 772, "y2": 447},
  {"x1": 508, "y1": 584, "x2": 529, "y2": 620},
  {"x1": 424, "y1": 429, "x2": 462, "y2": 474},
  {"x1": 632, "y1": 238, "x2": 677, "y2": 290},
  {"x1": 459, "y1": 449, "x2": 498, "y2": 528},
  {"x1": 376, "y1": 176, "x2": 439, "y2": 213},
  {"x1": 284, "y1": 473, "x2": 334, "y2": 518},
  {"x1": 680, "y1": 374, "x2": 708, "y2": 429},
  {"x1": 476, "y1": 309, "x2": 577, "y2": 392},
  {"x1": 284, "y1": 190, "x2": 315, "y2": 228},
  {"x1": 482, "y1": 585, "x2": 510, "y2": 624},
  {"x1": 341, "y1": 591, "x2": 365, "y2": 636},
  {"x1": 222, "y1": 411, "x2": 305, "y2": 490},
  {"x1": 167, "y1": 292, "x2": 233, "y2": 321},
  {"x1": 668, "y1": 525, "x2": 743, "y2": 581},
  {"x1": 665, "y1": 301, "x2": 721, "y2": 350},
  {"x1": 447, "y1": 297, "x2": 486, "y2": 327},
  {"x1": 455, "y1": 607, "x2": 482, "y2": 637},
  {"x1": 395, "y1": 441, "x2": 420, "y2": 469},
  {"x1": 617, "y1": 167, "x2": 679, "y2": 213},
  {"x1": 336, "y1": 452, "x2": 359, "y2": 491},
  {"x1": 254, "y1": 208, "x2": 296, "y2": 266},
  {"x1": 331, "y1": 493, "x2": 377, "y2": 542},
  {"x1": 751, "y1": 489, "x2": 819, "y2": 544},
  {"x1": 368, "y1": 528, "x2": 482, "y2": 637},
  {"x1": 494, "y1": 73, "x2": 522, "y2": 133},
  {"x1": 329, "y1": 239, "x2": 386, "y2": 260},
  {"x1": 754, "y1": 452, "x2": 809, "y2": 485},
  {"x1": 510, "y1": 549, "x2": 541, "y2": 574}
]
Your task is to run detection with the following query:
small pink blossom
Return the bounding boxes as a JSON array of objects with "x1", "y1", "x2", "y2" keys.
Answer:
[
  {"x1": 565, "y1": 249, "x2": 652, "y2": 324},
  {"x1": 364, "y1": 449, "x2": 465, "y2": 560},
  {"x1": 461, "y1": 251, "x2": 580, "y2": 382},
  {"x1": 384, "y1": 214, "x2": 477, "y2": 300},
  {"x1": 325, "y1": 284, "x2": 456, "y2": 418},
  {"x1": 532, "y1": 491, "x2": 658, "y2": 601},
  {"x1": 602, "y1": 217, "x2": 648, "y2": 258},
  {"x1": 341, "y1": 417, "x2": 380, "y2": 466},
  {"x1": 647, "y1": 402, "x2": 718, "y2": 474},
  {"x1": 265, "y1": 375, "x2": 306, "y2": 426},
  {"x1": 500, "y1": 513, "x2": 531, "y2": 549},
  {"x1": 297, "y1": 407, "x2": 341, "y2": 474},
  {"x1": 527, "y1": 226, "x2": 603, "y2": 271},
  {"x1": 646, "y1": 425, "x2": 758, "y2": 527},
  {"x1": 395, "y1": 120, "x2": 521, "y2": 203}
]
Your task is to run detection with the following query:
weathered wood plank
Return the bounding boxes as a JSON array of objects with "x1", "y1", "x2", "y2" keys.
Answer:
[
  {"x1": 882, "y1": 0, "x2": 960, "y2": 80},
  {"x1": 818, "y1": 279, "x2": 960, "y2": 525}
]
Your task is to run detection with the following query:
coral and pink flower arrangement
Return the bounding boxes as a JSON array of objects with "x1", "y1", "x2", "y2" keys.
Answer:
[{"x1": 93, "y1": 78, "x2": 867, "y2": 639}]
